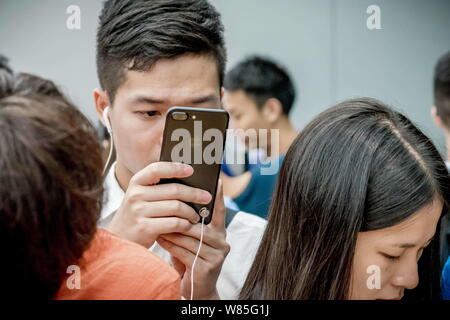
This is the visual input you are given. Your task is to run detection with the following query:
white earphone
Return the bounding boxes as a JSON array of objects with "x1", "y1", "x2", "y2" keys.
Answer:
[
  {"x1": 102, "y1": 106, "x2": 114, "y2": 176},
  {"x1": 102, "y1": 106, "x2": 112, "y2": 135}
]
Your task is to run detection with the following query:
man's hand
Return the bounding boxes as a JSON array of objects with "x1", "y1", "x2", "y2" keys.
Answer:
[
  {"x1": 107, "y1": 162, "x2": 213, "y2": 248},
  {"x1": 157, "y1": 180, "x2": 230, "y2": 300}
]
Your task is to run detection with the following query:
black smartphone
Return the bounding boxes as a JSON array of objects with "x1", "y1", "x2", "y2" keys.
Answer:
[{"x1": 159, "y1": 106, "x2": 229, "y2": 225}]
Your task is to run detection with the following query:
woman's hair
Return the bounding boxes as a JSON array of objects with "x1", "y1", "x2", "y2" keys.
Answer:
[
  {"x1": 0, "y1": 72, "x2": 104, "y2": 298},
  {"x1": 240, "y1": 98, "x2": 450, "y2": 300}
]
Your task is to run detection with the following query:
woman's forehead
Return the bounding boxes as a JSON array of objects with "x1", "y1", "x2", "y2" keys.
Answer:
[{"x1": 363, "y1": 200, "x2": 443, "y2": 246}]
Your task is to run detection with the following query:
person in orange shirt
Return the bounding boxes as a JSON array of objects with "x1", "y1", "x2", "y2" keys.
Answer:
[
  {"x1": 56, "y1": 228, "x2": 180, "y2": 300},
  {"x1": 0, "y1": 70, "x2": 181, "y2": 300}
]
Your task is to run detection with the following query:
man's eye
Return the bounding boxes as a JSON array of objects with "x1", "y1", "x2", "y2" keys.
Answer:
[
  {"x1": 381, "y1": 253, "x2": 400, "y2": 260},
  {"x1": 146, "y1": 111, "x2": 159, "y2": 117},
  {"x1": 139, "y1": 111, "x2": 160, "y2": 117}
]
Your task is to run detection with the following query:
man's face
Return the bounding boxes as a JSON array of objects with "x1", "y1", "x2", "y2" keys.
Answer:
[
  {"x1": 100, "y1": 54, "x2": 221, "y2": 182},
  {"x1": 223, "y1": 89, "x2": 269, "y2": 132},
  {"x1": 223, "y1": 89, "x2": 271, "y2": 149}
]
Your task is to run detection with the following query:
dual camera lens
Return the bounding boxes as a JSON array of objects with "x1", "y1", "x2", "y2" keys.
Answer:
[{"x1": 171, "y1": 111, "x2": 196, "y2": 121}]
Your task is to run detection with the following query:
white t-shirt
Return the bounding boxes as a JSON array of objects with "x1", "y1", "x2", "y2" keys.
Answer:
[{"x1": 98, "y1": 163, "x2": 267, "y2": 300}]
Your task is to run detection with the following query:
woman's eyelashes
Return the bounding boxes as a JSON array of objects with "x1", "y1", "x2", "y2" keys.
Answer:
[
  {"x1": 381, "y1": 245, "x2": 428, "y2": 261},
  {"x1": 380, "y1": 252, "x2": 401, "y2": 260}
]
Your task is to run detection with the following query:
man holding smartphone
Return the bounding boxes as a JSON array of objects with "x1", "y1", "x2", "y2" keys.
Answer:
[{"x1": 94, "y1": 0, "x2": 267, "y2": 300}]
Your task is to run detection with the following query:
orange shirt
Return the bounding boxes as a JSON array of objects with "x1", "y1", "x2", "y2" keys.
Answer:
[{"x1": 55, "y1": 228, "x2": 180, "y2": 300}]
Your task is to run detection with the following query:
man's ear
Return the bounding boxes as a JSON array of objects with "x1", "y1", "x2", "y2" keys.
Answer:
[
  {"x1": 431, "y1": 106, "x2": 446, "y2": 130},
  {"x1": 94, "y1": 88, "x2": 110, "y2": 125},
  {"x1": 261, "y1": 98, "x2": 283, "y2": 124}
]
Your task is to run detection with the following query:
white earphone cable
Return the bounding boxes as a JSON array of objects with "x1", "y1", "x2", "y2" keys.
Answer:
[
  {"x1": 190, "y1": 215, "x2": 206, "y2": 300},
  {"x1": 102, "y1": 107, "x2": 113, "y2": 176},
  {"x1": 102, "y1": 135, "x2": 114, "y2": 176}
]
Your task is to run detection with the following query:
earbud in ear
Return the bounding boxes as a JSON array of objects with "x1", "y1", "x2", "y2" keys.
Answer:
[
  {"x1": 101, "y1": 106, "x2": 114, "y2": 176},
  {"x1": 102, "y1": 106, "x2": 112, "y2": 135}
]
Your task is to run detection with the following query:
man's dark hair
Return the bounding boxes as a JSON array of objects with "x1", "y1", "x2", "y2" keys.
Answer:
[
  {"x1": 0, "y1": 54, "x2": 13, "y2": 74},
  {"x1": 96, "y1": 0, "x2": 226, "y2": 103},
  {"x1": 224, "y1": 56, "x2": 296, "y2": 115},
  {"x1": 0, "y1": 55, "x2": 13, "y2": 98},
  {"x1": 434, "y1": 51, "x2": 450, "y2": 128},
  {"x1": 0, "y1": 73, "x2": 104, "y2": 299}
]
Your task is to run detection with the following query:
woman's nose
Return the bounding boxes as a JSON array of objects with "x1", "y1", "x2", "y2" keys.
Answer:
[{"x1": 391, "y1": 261, "x2": 419, "y2": 290}]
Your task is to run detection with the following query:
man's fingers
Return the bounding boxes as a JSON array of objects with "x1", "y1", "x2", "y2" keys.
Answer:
[
  {"x1": 131, "y1": 161, "x2": 193, "y2": 186},
  {"x1": 169, "y1": 224, "x2": 228, "y2": 250},
  {"x1": 210, "y1": 179, "x2": 226, "y2": 230},
  {"x1": 138, "y1": 217, "x2": 193, "y2": 238},
  {"x1": 159, "y1": 233, "x2": 216, "y2": 261},
  {"x1": 131, "y1": 183, "x2": 212, "y2": 205},
  {"x1": 157, "y1": 237, "x2": 197, "y2": 270},
  {"x1": 132, "y1": 200, "x2": 200, "y2": 224}
]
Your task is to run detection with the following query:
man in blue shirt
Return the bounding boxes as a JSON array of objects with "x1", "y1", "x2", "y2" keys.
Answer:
[{"x1": 221, "y1": 56, "x2": 298, "y2": 218}]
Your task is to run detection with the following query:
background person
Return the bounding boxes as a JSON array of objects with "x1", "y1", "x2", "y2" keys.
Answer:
[{"x1": 221, "y1": 56, "x2": 298, "y2": 218}]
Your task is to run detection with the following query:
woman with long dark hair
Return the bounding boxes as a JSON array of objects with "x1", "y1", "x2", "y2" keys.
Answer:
[{"x1": 240, "y1": 98, "x2": 450, "y2": 300}]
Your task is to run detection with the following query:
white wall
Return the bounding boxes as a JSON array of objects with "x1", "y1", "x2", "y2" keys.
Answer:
[{"x1": 1, "y1": 0, "x2": 449, "y2": 152}]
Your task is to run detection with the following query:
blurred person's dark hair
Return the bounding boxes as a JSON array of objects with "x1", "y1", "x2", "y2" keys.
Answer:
[
  {"x1": 0, "y1": 72, "x2": 104, "y2": 299},
  {"x1": 0, "y1": 54, "x2": 13, "y2": 98},
  {"x1": 13, "y1": 73, "x2": 69, "y2": 100},
  {"x1": 96, "y1": 0, "x2": 226, "y2": 103},
  {"x1": 434, "y1": 51, "x2": 450, "y2": 128},
  {"x1": 0, "y1": 54, "x2": 13, "y2": 74},
  {"x1": 224, "y1": 56, "x2": 296, "y2": 115}
]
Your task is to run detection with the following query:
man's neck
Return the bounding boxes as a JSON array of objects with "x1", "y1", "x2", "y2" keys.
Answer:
[
  {"x1": 114, "y1": 161, "x2": 133, "y2": 192},
  {"x1": 266, "y1": 117, "x2": 298, "y2": 157}
]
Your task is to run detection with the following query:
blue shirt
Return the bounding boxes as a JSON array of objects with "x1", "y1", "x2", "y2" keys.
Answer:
[
  {"x1": 233, "y1": 156, "x2": 284, "y2": 219},
  {"x1": 441, "y1": 163, "x2": 450, "y2": 299},
  {"x1": 442, "y1": 257, "x2": 450, "y2": 300}
]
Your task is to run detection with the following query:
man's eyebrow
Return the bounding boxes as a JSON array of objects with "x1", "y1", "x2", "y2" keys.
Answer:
[
  {"x1": 131, "y1": 95, "x2": 165, "y2": 105},
  {"x1": 394, "y1": 236, "x2": 434, "y2": 248},
  {"x1": 189, "y1": 94, "x2": 218, "y2": 105},
  {"x1": 129, "y1": 94, "x2": 218, "y2": 106}
]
